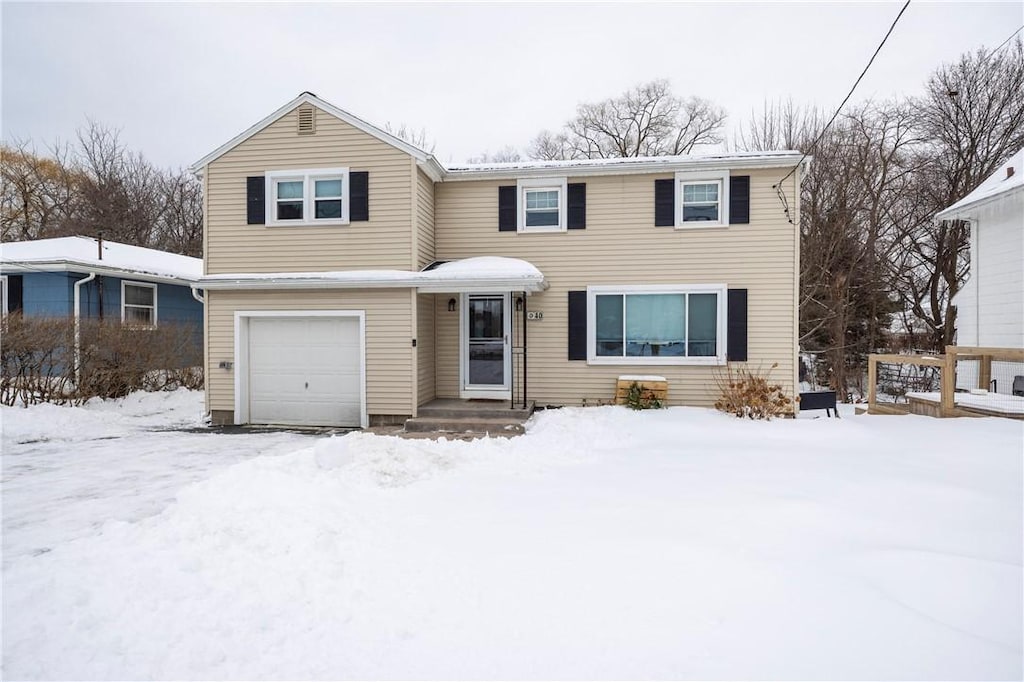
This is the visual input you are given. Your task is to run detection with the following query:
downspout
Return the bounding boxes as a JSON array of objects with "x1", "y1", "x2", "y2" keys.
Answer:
[
  {"x1": 73, "y1": 272, "x2": 97, "y2": 388},
  {"x1": 190, "y1": 286, "x2": 204, "y2": 304}
]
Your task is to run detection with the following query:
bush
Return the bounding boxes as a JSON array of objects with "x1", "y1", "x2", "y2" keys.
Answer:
[
  {"x1": 713, "y1": 362, "x2": 794, "y2": 420},
  {"x1": 1, "y1": 313, "x2": 203, "y2": 406},
  {"x1": 624, "y1": 381, "x2": 663, "y2": 410}
]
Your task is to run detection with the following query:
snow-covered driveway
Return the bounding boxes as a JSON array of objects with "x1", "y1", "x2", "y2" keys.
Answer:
[{"x1": 2, "y1": 391, "x2": 1021, "y2": 680}]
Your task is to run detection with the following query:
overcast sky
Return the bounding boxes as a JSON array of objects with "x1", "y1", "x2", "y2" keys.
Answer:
[{"x1": 3, "y1": 1, "x2": 1021, "y2": 170}]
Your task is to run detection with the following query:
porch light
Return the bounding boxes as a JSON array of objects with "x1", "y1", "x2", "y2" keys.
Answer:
[
  {"x1": 515, "y1": 296, "x2": 524, "y2": 312},
  {"x1": 448, "y1": 298, "x2": 457, "y2": 312}
]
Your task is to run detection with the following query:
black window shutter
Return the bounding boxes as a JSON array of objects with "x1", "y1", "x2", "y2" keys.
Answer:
[
  {"x1": 567, "y1": 290, "x2": 587, "y2": 360},
  {"x1": 350, "y1": 171, "x2": 369, "y2": 221},
  {"x1": 8, "y1": 274, "x2": 23, "y2": 312},
  {"x1": 567, "y1": 183, "x2": 586, "y2": 229},
  {"x1": 727, "y1": 288, "x2": 748, "y2": 362},
  {"x1": 729, "y1": 176, "x2": 750, "y2": 224},
  {"x1": 498, "y1": 186, "x2": 517, "y2": 231},
  {"x1": 655, "y1": 179, "x2": 675, "y2": 226},
  {"x1": 246, "y1": 176, "x2": 265, "y2": 225}
]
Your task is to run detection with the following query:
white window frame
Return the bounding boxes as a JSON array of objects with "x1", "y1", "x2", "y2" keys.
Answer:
[
  {"x1": 586, "y1": 284, "x2": 728, "y2": 366},
  {"x1": 517, "y1": 176, "x2": 567, "y2": 233},
  {"x1": 0, "y1": 275, "x2": 8, "y2": 317},
  {"x1": 676, "y1": 169, "x2": 729, "y2": 228},
  {"x1": 265, "y1": 167, "x2": 350, "y2": 226},
  {"x1": 121, "y1": 280, "x2": 158, "y2": 328}
]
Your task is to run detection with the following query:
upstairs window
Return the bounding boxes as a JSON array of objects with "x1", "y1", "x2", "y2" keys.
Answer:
[
  {"x1": 266, "y1": 168, "x2": 350, "y2": 226},
  {"x1": 122, "y1": 281, "x2": 157, "y2": 327},
  {"x1": 681, "y1": 181, "x2": 721, "y2": 222},
  {"x1": 517, "y1": 177, "x2": 567, "y2": 232},
  {"x1": 675, "y1": 169, "x2": 730, "y2": 228}
]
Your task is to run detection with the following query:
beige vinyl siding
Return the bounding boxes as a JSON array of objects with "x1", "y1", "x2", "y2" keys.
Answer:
[
  {"x1": 433, "y1": 168, "x2": 799, "y2": 407},
  {"x1": 204, "y1": 105, "x2": 414, "y2": 274},
  {"x1": 415, "y1": 169, "x2": 436, "y2": 269},
  {"x1": 417, "y1": 294, "x2": 436, "y2": 406},
  {"x1": 206, "y1": 288, "x2": 414, "y2": 418}
]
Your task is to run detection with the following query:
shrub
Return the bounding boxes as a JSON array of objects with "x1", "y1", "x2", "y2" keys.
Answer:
[
  {"x1": 714, "y1": 362, "x2": 794, "y2": 420},
  {"x1": 624, "y1": 381, "x2": 663, "y2": 410},
  {"x1": 1, "y1": 314, "x2": 203, "y2": 406}
]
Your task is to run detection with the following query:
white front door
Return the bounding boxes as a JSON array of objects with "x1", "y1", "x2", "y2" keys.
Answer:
[{"x1": 461, "y1": 293, "x2": 511, "y2": 399}]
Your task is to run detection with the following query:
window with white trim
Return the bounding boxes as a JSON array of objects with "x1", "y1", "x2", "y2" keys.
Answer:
[
  {"x1": 676, "y1": 169, "x2": 729, "y2": 227},
  {"x1": 122, "y1": 281, "x2": 157, "y2": 327},
  {"x1": 517, "y1": 177, "x2": 567, "y2": 232},
  {"x1": 266, "y1": 167, "x2": 350, "y2": 225},
  {"x1": 587, "y1": 285, "x2": 726, "y2": 365}
]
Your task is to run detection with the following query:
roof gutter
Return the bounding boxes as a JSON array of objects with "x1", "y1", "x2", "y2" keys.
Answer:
[
  {"x1": 198, "y1": 274, "x2": 548, "y2": 293},
  {"x1": 0, "y1": 260, "x2": 199, "y2": 286}
]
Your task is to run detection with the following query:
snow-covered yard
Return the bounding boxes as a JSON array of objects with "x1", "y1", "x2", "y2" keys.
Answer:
[{"x1": 2, "y1": 391, "x2": 1021, "y2": 680}]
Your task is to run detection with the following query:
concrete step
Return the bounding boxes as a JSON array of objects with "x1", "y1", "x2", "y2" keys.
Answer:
[
  {"x1": 417, "y1": 401, "x2": 534, "y2": 421},
  {"x1": 403, "y1": 416, "x2": 526, "y2": 436}
]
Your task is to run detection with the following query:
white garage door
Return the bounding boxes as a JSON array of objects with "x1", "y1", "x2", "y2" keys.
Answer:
[{"x1": 248, "y1": 316, "x2": 362, "y2": 427}]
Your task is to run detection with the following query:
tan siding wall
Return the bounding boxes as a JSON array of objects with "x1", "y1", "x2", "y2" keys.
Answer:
[
  {"x1": 415, "y1": 169, "x2": 436, "y2": 269},
  {"x1": 205, "y1": 105, "x2": 414, "y2": 274},
  {"x1": 417, "y1": 294, "x2": 436, "y2": 406},
  {"x1": 433, "y1": 168, "x2": 799, "y2": 406},
  {"x1": 206, "y1": 288, "x2": 414, "y2": 418}
]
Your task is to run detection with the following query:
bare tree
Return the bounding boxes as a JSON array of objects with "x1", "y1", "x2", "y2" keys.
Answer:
[
  {"x1": 154, "y1": 169, "x2": 203, "y2": 258},
  {"x1": 528, "y1": 80, "x2": 726, "y2": 160},
  {"x1": 384, "y1": 122, "x2": 436, "y2": 153},
  {"x1": 0, "y1": 141, "x2": 79, "y2": 241},
  {"x1": 467, "y1": 146, "x2": 523, "y2": 164}
]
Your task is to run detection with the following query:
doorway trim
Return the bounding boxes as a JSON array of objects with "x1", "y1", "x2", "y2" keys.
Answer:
[{"x1": 459, "y1": 292, "x2": 512, "y2": 400}]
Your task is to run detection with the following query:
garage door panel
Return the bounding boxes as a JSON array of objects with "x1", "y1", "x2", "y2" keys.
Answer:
[{"x1": 247, "y1": 316, "x2": 363, "y2": 427}]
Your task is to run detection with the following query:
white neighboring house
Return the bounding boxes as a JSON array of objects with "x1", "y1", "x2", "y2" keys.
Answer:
[{"x1": 937, "y1": 149, "x2": 1024, "y2": 395}]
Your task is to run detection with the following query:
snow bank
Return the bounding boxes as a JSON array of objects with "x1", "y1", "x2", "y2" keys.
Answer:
[{"x1": 3, "y1": 405, "x2": 1022, "y2": 680}]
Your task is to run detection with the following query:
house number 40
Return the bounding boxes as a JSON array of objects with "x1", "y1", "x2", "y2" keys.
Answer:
[{"x1": 526, "y1": 311, "x2": 543, "y2": 320}]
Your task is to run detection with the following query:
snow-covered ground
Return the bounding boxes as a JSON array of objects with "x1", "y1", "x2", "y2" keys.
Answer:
[{"x1": 2, "y1": 392, "x2": 1021, "y2": 680}]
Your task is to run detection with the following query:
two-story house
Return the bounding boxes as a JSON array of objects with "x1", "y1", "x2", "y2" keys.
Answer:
[{"x1": 192, "y1": 93, "x2": 803, "y2": 428}]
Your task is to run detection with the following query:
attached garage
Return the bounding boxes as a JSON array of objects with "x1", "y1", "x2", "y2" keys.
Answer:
[{"x1": 236, "y1": 312, "x2": 365, "y2": 427}]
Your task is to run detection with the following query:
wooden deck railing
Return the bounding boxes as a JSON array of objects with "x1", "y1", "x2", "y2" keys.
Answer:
[{"x1": 868, "y1": 345, "x2": 1024, "y2": 417}]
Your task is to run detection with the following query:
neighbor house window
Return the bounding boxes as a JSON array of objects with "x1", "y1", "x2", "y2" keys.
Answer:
[
  {"x1": 588, "y1": 285, "x2": 726, "y2": 364},
  {"x1": 266, "y1": 167, "x2": 350, "y2": 225},
  {"x1": 122, "y1": 281, "x2": 157, "y2": 327},
  {"x1": 517, "y1": 177, "x2": 567, "y2": 232},
  {"x1": 676, "y1": 169, "x2": 729, "y2": 227},
  {"x1": 0, "y1": 275, "x2": 7, "y2": 317}
]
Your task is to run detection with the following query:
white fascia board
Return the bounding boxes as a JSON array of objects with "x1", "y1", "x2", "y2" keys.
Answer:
[
  {"x1": 440, "y1": 153, "x2": 805, "y2": 182},
  {"x1": 0, "y1": 260, "x2": 199, "y2": 285},
  {"x1": 936, "y1": 184, "x2": 1024, "y2": 221},
  {"x1": 199, "y1": 274, "x2": 547, "y2": 293},
  {"x1": 190, "y1": 93, "x2": 431, "y2": 174}
]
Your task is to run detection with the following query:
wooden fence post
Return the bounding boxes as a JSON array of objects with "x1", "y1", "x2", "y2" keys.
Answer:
[
  {"x1": 868, "y1": 355, "x2": 878, "y2": 413},
  {"x1": 979, "y1": 355, "x2": 992, "y2": 391},
  {"x1": 940, "y1": 346, "x2": 956, "y2": 417}
]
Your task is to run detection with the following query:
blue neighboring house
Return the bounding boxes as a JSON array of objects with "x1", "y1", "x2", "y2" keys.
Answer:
[{"x1": 0, "y1": 236, "x2": 203, "y2": 329}]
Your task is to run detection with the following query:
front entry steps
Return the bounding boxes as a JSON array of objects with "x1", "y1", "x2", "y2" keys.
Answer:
[{"x1": 404, "y1": 399, "x2": 535, "y2": 438}]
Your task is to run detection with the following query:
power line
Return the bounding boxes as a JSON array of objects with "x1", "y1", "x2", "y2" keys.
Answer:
[
  {"x1": 991, "y1": 24, "x2": 1023, "y2": 54},
  {"x1": 773, "y1": 0, "x2": 912, "y2": 223}
]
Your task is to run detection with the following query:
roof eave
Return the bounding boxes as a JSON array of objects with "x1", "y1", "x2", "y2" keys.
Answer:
[
  {"x1": 198, "y1": 275, "x2": 547, "y2": 293},
  {"x1": 936, "y1": 184, "x2": 1024, "y2": 221},
  {"x1": 0, "y1": 259, "x2": 200, "y2": 285},
  {"x1": 441, "y1": 153, "x2": 806, "y2": 182}
]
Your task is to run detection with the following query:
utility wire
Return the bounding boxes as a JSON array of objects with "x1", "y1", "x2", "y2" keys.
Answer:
[
  {"x1": 773, "y1": 0, "x2": 912, "y2": 223},
  {"x1": 991, "y1": 24, "x2": 1023, "y2": 54}
]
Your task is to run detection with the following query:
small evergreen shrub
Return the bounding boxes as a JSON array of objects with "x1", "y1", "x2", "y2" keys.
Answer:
[{"x1": 624, "y1": 381, "x2": 663, "y2": 410}]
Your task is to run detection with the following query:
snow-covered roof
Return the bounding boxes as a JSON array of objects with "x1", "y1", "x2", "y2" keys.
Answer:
[
  {"x1": 198, "y1": 256, "x2": 547, "y2": 293},
  {"x1": 190, "y1": 91, "x2": 804, "y2": 184},
  {"x1": 936, "y1": 148, "x2": 1024, "y2": 220},
  {"x1": 0, "y1": 236, "x2": 203, "y2": 284},
  {"x1": 444, "y1": 150, "x2": 805, "y2": 181}
]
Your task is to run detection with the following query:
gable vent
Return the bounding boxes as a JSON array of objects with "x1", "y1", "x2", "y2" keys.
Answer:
[{"x1": 297, "y1": 105, "x2": 316, "y2": 135}]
